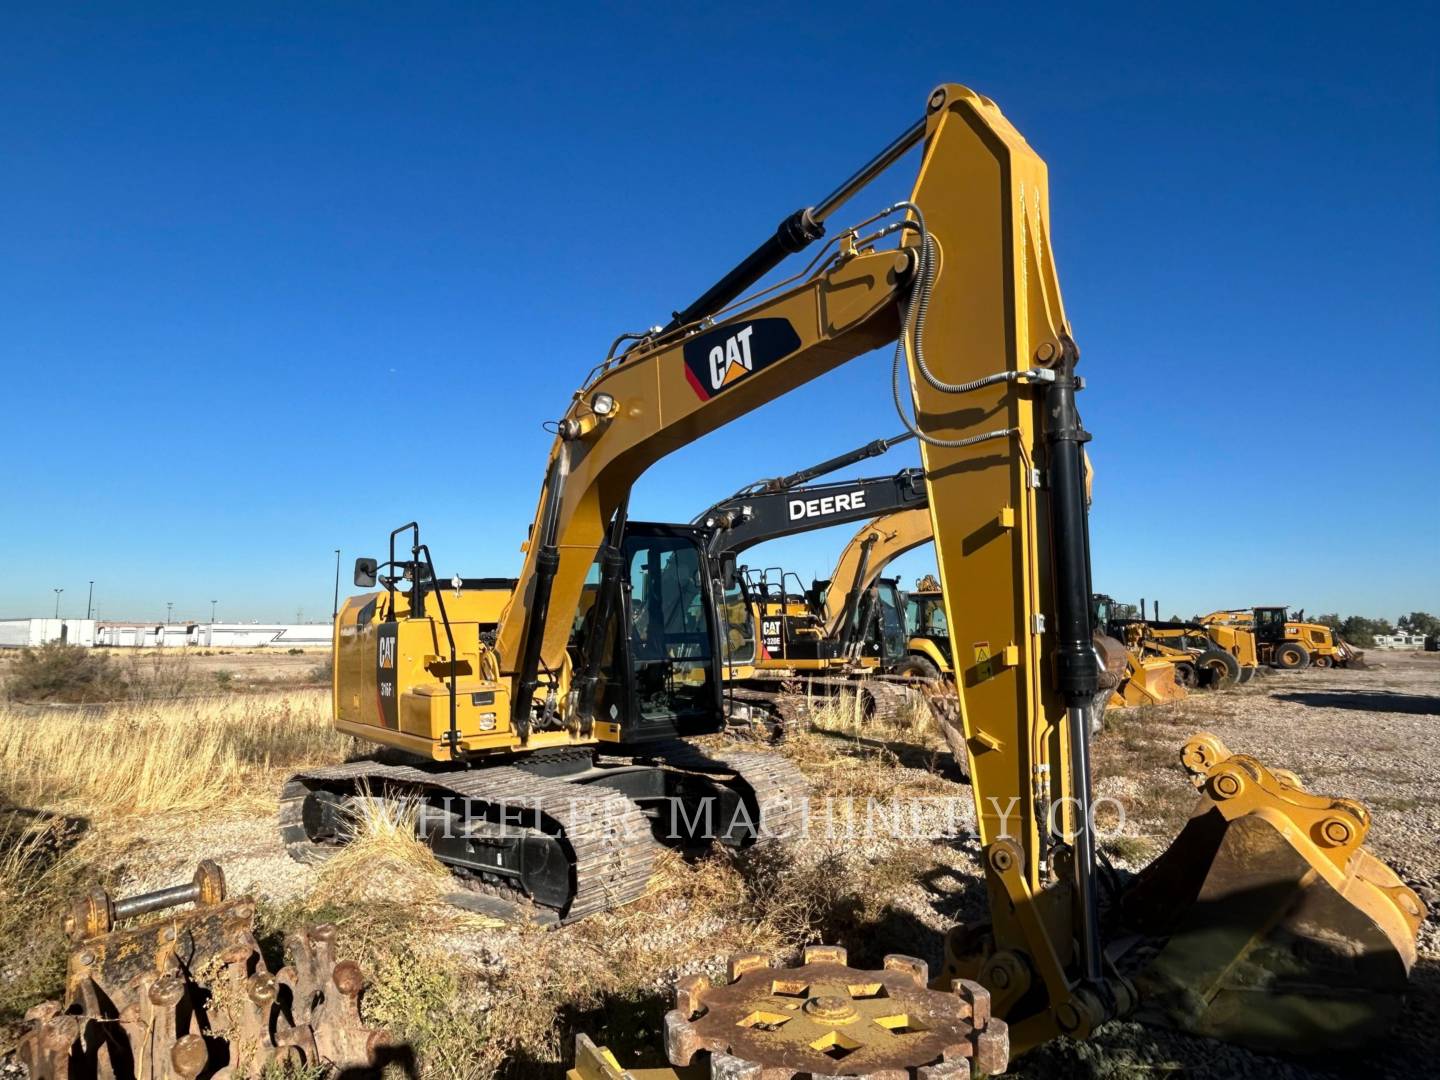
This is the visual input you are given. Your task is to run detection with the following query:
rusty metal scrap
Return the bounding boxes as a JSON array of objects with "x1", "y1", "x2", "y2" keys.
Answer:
[
  {"x1": 663, "y1": 945, "x2": 1009, "y2": 1078},
  {"x1": 16, "y1": 860, "x2": 388, "y2": 1079}
]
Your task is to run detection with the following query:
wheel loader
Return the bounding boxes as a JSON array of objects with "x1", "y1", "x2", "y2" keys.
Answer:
[
  {"x1": 555, "y1": 83, "x2": 1421, "y2": 1074},
  {"x1": 899, "y1": 573, "x2": 951, "y2": 679},
  {"x1": 1200, "y1": 605, "x2": 1362, "y2": 669}
]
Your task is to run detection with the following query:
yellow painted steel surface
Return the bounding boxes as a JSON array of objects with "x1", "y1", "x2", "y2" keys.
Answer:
[{"x1": 820, "y1": 506, "x2": 936, "y2": 637}]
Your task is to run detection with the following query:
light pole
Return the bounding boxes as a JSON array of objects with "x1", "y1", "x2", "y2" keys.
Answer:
[
  {"x1": 333, "y1": 549, "x2": 341, "y2": 620},
  {"x1": 86, "y1": 581, "x2": 94, "y2": 619},
  {"x1": 53, "y1": 588, "x2": 63, "y2": 619},
  {"x1": 166, "y1": 601, "x2": 173, "y2": 624},
  {"x1": 211, "y1": 600, "x2": 218, "y2": 622}
]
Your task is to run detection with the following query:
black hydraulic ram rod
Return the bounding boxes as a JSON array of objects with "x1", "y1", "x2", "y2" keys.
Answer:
[
  {"x1": 1042, "y1": 338, "x2": 1107, "y2": 991},
  {"x1": 512, "y1": 445, "x2": 572, "y2": 739},
  {"x1": 661, "y1": 117, "x2": 927, "y2": 333},
  {"x1": 573, "y1": 500, "x2": 629, "y2": 734},
  {"x1": 760, "y1": 431, "x2": 916, "y2": 493}
]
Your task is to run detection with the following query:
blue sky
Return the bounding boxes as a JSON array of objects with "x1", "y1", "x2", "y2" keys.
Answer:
[{"x1": 3, "y1": 3, "x2": 1436, "y2": 624}]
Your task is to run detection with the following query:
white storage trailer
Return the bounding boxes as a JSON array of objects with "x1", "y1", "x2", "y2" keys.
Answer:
[
  {"x1": 0, "y1": 619, "x2": 97, "y2": 647},
  {"x1": 197, "y1": 623, "x2": 331, "y2": 648}
]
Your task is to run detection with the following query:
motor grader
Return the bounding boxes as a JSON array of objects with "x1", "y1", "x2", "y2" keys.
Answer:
[
  {"x1": 1141, "y1": 613, "x2": 1260, "y2": 685},
  {"x1": 1096, "y1": 595, "x2": 1251, "y2": 691}
]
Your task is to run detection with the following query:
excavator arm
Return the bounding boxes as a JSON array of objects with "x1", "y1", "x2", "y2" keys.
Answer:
[
  {"x1": 696, "y1": 467, "x2": 926, "y2": 560},
  {"x1": 821, "y1": 505, "x2": 936, "y2": 641}
]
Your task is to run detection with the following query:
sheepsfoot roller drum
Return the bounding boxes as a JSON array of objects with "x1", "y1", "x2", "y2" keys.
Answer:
[
  {"x1": 15, "y1": 861, "x2": 388, "y2": 1079},
  {"x1": 570, "y1": 945, "x2": 1009, "y2": 1079},
  {"x1": 1122, "y1": 734, "x2": 1426, "y2": 1053}
]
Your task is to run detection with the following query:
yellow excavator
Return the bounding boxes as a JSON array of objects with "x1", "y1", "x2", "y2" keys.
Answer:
[
  {"x1": 270, "y1": 82, "x2": 1418, "y2": 1071},
  {"x1": 12, "y1": 81, "x2": 1420, "y2": 1080},
  {"x1": 543, "y1": 83, "x2": 1413, "y2": 1074},
  {"x1": 805, "y1": 511, "x2": 1141, "y2": 720}
]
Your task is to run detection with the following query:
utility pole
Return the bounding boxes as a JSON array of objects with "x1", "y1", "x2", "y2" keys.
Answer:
[
  {"x1": 86, "y1": 581, "x2": 94, "y2": 619},
  {"x1": 211, "y1": 599, "x2": 218, "y2": 622},
  {"x1": 333, "y1": 549, "x2": 341, "y2": 620},
  {"x1": 53, "y1": 588, "x2": 64, "y2": 618},
  {"x1": 166, "y1": 601, "x2": 173, "y2": 624}
]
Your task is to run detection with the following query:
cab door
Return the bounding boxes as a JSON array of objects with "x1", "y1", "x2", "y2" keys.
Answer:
[
  {"x1": 605, "y1": 524, "x2": 723, "y2": 742},
  {"x1": 872, "y1": 579, "x2": 909, "y2": 669}
]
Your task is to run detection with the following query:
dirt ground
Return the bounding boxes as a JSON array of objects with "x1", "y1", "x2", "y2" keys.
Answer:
[{"x1": 4, "y1": 650, "x2": 1436, "y2": 1078}]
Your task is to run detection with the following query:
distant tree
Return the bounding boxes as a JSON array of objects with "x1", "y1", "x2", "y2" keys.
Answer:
[
  {"x1": 1313, "y1": 613, "x2": 1343, "y2": 631},
  {"x1": 1339, "y1": 616, "x2": 1394, "y2": 648},
  {"x1": 1397, "y1": 612, "x2": 1440, "y2": 637}
]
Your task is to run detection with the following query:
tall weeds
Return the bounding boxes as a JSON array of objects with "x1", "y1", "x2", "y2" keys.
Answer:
[{"x1": 0, "y1": 690, "x2": 357, "y2": 817}]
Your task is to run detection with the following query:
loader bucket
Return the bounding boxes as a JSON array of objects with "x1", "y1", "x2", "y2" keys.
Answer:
[
  {"x1": 1112, "y1": 656, "x2": 1187, "y2": 707},
  {"x1": 1122, "y1": 734, "x2": 1425, "y2": 1053}
]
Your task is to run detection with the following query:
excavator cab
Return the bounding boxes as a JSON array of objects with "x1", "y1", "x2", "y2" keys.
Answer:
[
  {"x1": 609, "y1": 524, "x2": 724, "y2": 736},
  {"x1": 849, "y1": 575, "x2": 908, "y2": 666}
]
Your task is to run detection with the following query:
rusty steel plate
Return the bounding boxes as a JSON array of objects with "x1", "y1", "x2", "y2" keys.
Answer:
[{"x1": 663, "y1": 945, "x2": 1008, "y2": 1078}]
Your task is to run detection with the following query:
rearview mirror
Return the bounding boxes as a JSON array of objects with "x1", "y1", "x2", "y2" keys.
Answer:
[
  {"x1": 718, "y1": 553, "x2": 738, "y2": 590},
  {"x1": 354, "y1": 557, "x2": 378, "y2": 588}
]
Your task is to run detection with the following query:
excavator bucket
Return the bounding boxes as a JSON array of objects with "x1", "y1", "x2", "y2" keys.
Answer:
[{"x1": 1122, "y1": 735, "x2": 1425, "y2": 1053}]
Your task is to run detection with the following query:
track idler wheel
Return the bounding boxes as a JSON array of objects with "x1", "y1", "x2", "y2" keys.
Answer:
[
  {"x1": 15, "y1": 861, "x2": 389, "y2": 1079},
  {"x1": 661, "y1": 944, "x2": 1009, "y2": 1077}
]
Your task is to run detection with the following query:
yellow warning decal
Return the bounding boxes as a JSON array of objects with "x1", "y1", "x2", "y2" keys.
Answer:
[{"x1": 973, "y1": 641, "x2": 993, "y2": 682}]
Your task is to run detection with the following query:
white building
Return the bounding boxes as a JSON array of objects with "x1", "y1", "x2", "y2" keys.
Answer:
[
  {"x1": 1372, "y1": 631, "x2": 1428, "y2": 649},
  {"x1": 4, "y1": 618, "x2": 331, "y2": 649},
  {"x1": 0, "y1": 618, "x2": 98, "y2": 648}
]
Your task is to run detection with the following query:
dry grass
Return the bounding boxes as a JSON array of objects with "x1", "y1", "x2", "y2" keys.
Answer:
[
  {"x1": 772, "y1": 692, "x2": 954, "y2": 802},
  {"x1": 0, "y1": 810, "x2": 98, "y2": 1030},
  {"x1": 312, "y1": 788, "x2": 455, "y2": 907},
  {"x1": 0, "y1": 690, "x2": 358, "y2": 818}
]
